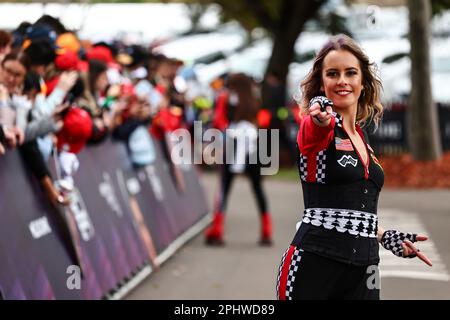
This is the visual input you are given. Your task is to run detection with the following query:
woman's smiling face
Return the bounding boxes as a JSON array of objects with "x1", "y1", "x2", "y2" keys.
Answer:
[{"x1": 321, "y1": 49, "x2": 363, "y2": 112}]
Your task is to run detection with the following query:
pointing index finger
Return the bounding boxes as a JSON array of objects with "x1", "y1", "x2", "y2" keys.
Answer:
[
  {"x1": 404, "y1": 240, "x2": 433, "y2": 267},
  {"x1": 415, "y1": 234, "x2": 429, "y2": 242}
]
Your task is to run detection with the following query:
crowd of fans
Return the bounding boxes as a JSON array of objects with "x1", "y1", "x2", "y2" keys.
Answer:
[{"x1": 0, "y1": 15, "x2": 225, "y2": 208}]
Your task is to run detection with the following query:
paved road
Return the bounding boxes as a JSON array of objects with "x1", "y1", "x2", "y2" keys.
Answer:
[{"x1": 126, "y1": 171, "x2": 450, "y2": 300}]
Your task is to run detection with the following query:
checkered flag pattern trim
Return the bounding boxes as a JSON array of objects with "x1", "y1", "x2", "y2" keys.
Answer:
[
  {"x1": 301, "y1": 208, "x2": 378, "y2": 238},
  {"x1": 309, "y1": 96, "x2": 334, "y2": 124},
  {"x1": 285, "y1": 248, "x2": 303, "y2": 300},
  {"x1": 316, "y1": 151, "x2": 326, "y2": 183},
  {"x1": 299, "y1": 154, "x2": 307, "y2": 182},
  {"x1": 333, "y1": 112, "x2": 343, "y2": 127},
  {"x1": 276, "y1": 246, "x2": 290, "y2": 299},
  {"x1": 309, "y1": 96, "x2": 334, "y2": 111},
  {"x1": 381, "y1": 229, "x2": 417, "y2": 257}
]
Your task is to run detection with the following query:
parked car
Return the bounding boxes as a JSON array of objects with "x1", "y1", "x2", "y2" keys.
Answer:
[{"x1": 153, "y1": 22, "x2": 247, "y2": 67}]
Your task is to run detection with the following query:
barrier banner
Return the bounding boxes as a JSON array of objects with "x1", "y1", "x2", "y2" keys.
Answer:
[{"x1": 0, "y1": 137, "x2": 209, "y2": 299}]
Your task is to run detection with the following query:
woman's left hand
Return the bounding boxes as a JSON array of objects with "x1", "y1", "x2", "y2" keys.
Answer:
[
  {"x1": 381, "y1": 229, "x2": 433, "y2": 267},
  {"x1": 402, "y1": 236, "x2": 433, "y2": 266}
]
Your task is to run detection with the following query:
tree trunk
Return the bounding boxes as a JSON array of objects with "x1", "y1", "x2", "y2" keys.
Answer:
[
  {"x1": 261, "y1": 0, "x2": 324, "y2": 110},
  {"x1": 261, "y1": 30, "x2": 297, "y2": 108},
  {"x1": 407, "y1": 0, "x2": 442, "y2": 160}
]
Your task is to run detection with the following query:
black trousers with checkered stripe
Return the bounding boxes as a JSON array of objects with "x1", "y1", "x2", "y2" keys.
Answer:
[{"x1": 276, "y1": 245, "x2": 380, "y2": 300}]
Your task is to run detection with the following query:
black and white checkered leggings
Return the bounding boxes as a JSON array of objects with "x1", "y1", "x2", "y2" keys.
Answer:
[{"x1": 276, "y1": 245, "x2": 380, "y2": 300}]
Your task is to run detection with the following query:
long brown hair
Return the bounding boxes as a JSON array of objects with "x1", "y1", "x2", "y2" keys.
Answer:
[
  {"x1": 300, "y1": 34, "x2": 383, "y2": 128},
  {"x1": 226, "y1": 73, "x2": 260, "y2": 124},
  {"x1": 0, "y1": 30, "x2": 12, "y2": 50}
]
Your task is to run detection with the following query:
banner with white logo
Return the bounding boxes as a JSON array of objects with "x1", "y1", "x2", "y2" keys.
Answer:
[{"x1": 0, "y1": 138, "x2": 208, "y2": 299}]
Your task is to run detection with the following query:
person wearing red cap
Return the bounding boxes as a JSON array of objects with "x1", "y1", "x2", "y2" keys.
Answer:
[
  {"x1": 44, "y1": 51, "x2": 80, "y2": 99},
  {"x1": 86, "y1": 45, "x2": 114, "y2": 66},
  {"x1": 55, "y1": 51, "x2": 80, "y2": 71},
  {"x1": 55, "y1": 107, "x2": 93, "y2": 192},
  {"x1": 57, "y1": 107, "x2": 93, "y2": 153}
]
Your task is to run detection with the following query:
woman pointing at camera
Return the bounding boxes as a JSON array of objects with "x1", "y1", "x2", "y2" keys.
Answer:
[{"x1": 276, "y1": 34, "x2": 432, "y2": 300}]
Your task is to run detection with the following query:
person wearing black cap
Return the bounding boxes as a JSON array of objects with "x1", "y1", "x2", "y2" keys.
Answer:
[
  {"x1": 22, "y1": 37, "x2": 77, "y2": 120},
  {"x1": 34, "y1": 15, "x2": 67, "y2": 36}
]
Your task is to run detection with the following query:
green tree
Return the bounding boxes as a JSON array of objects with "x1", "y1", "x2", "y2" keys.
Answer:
[
  {"x1": 431, "y1": 0, "x2": 450, "y2": 15},
  {"x1": 198, "y1": 0, "x2": 327, "y2": 108}
]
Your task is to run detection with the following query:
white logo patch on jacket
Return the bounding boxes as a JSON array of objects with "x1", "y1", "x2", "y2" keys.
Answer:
[{"x1": 337, "y1": 155, "x2": 358, "y2": 167}]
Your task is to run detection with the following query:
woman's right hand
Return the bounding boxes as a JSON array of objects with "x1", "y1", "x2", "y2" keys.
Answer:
[{"x1": 309, "y1": 96, "x2": 333, "y2": 126}]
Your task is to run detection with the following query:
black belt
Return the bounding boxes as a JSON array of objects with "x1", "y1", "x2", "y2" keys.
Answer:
[{"x1": 299, "y1": 208, "x2": 378, "y2": 238}]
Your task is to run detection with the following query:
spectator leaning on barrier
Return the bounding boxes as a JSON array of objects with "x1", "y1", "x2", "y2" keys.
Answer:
[
  {"x1": 1, "y1": 48, "x2": 71, "y2": 206},
  {"x1": 144, "y1": 54, "x2": 188, "y2": 193},
  {"x1": 111, "y1": 82, "x2": 156, "y2": 168},
  {"x1": 21, "y1": 38, "x2": 78, "y2": 183},
  {"x1": 19, "y1": 30, "x2": 80, "y2": 207},
  {"x1": 154, "y1": 57, "x2": 187, "y2": 124},
  {"x1": 81, "y1": 44, "x2": 129, "y2": 139},
  {"x1": 276, "y1": 34, "x2": 433, "y2": 300},
  {"x1": 23, "y1": 37, "x2": 77, "y2": 120},
  {"x1": 132, "y1": 52, "x2": 165, "y2": 115},
  {"x1": 75, "y1": 58, "x2": 112, "y2": 144},
  {"x1": 12, "y1": 19, "x2": 80, "y2": 207},
  {"x1": 205, "y1": 73, "x2": 273, "y2": 246},
  {"x1": 18, "y1": 71, "x2": 70, "y2": 207}
]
